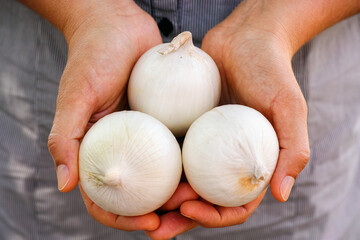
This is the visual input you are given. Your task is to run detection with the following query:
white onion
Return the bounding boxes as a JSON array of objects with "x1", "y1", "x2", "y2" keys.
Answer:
[
  {"x1": 128, "y1": 31, "x2": 221, "y2": 137},
  {"x1": 79, "y1": 111, "x2": 182, "y2": 216},
  {"x1": 182, "y1": 105, "x2": 279, "y2": 207}
]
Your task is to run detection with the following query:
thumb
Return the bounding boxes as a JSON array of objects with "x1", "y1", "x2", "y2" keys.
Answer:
[
  {"x1": 48, "y1": 68, "x2": 96, "y2": 192},
  {"x1": 270, "y1": 91, "x2": 310, "y2": 202}
]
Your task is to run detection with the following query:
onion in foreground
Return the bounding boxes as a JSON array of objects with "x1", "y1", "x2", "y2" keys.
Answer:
[
  {"x1": 182, "y1": 105, "x2": 279, "y2": 207},
  {"x1": 79, "y1": 111, "x2": 182, "y2": 216}
]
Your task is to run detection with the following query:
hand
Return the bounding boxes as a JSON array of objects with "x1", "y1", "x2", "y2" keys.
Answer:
[
  {"x1": 145, "y1": 182, "x2": 199, "y2": 240},
  {"x1": 180, "y1": 190, "x2": 266, "y2": 228},
  {"x1": 79, "y1": 182, "x2": 199, "y2": 233},
  {"x1": 180, "y1": 0, "x2": 310, "y2": 228},
  {"x1": 47, "y1": 0, "x2": 164, "y2": 231}
]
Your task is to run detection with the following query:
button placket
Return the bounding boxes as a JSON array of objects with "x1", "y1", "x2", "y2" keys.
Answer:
[
  {"x1": 151, "y1": 0, "x2": 178, "y2": 41},
  {"x1": 158, "y1": 17, "x2": 173, "y2": 37}
]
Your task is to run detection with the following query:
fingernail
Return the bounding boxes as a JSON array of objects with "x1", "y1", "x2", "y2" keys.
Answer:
[
  {"x1": 280, "y1": 176, "x2": 295, "y2": 201},
  {"x1": 56, "y1": 164, "x2": 69, "y2": 191}
]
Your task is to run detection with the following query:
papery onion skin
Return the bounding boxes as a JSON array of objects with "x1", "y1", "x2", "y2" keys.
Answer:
[
  {"x1": 79, "y1": 111, "x2": 182, "y2": 216},
  {"x1": 182, "y1": 105, "x2": 279, "y2": 207},
  {"x1": 128, "y1": 31, "x2": 221, "y2": 137}
]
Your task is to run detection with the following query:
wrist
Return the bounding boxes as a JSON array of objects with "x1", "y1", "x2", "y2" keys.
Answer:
[
  {"x1": 221, "y1": 0, "x2": 360, "y2": 57},
  {"x1": 19, "y1": 0, "x2": 138, "y2": 43},
  {"x1": 61, "y1": 0, "x2": 138, "y2": 43},
  {"x1": 219, "y1": 1, "x2": 294, "y2": 59}
]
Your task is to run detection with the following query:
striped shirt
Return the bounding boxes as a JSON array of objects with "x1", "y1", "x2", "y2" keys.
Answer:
[{"x1": 0, "y1": 0, "x2": 359, "y2": 239}]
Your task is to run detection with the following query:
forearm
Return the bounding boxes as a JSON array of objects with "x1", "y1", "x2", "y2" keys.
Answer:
[
  {"x1": 17, "y1": 0, "x2": 135, "y2": 41},
  {"x1": 17, "y1": 0, "x2": 83, "y2": 38},
  {"x1": 225, "y1": 0, "x2": 360, "y2": 56},
  {"x1": 268, "y1": 0, "x2": 360, "y2": 53}
]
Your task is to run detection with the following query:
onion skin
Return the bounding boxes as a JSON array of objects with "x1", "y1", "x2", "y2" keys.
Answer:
[
  {"x1": 182, "y1": 105, "x2": 279, "y2": 207},
  {"x1": 128, "y1": 31, "x2": 221, "y2": 137},
  {"x1": 79, "y1": 111, "x2": 182, "y2": 216}
]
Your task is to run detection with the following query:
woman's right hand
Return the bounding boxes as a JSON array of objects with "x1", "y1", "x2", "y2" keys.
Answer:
[
  {"x1": 44, "y1": 0, "x2": 201, "y2": 235},
  {"x1": 46, "y1": 0, "x2": 164, "y2": 231}
]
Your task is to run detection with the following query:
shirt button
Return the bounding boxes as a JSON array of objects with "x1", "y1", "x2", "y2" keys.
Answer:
[{"x1": 158, "y1": 18, "x2": 173, "y2": 37}]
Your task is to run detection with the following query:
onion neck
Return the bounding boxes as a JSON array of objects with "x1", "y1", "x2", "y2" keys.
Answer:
[{"x1": 158, "y1": 31, "x2": 193, "y2": 55}]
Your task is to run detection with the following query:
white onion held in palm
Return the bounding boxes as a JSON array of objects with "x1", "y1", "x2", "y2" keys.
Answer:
[
  {"x1": 182, "y1": 105, "x2": 279, "y2": 207},
  {"x1": 128, "y1": 31, "x2": 221, "y2": 137},
  {"x1": 79, "y1": 111, "x2": 182, "y2": 216}
]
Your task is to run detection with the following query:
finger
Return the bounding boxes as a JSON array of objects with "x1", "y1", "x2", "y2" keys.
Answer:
[
  {"x1": 48, "y1": 80, "x2": 95, "y2": 192},
  {"x1": 48, "y1": 65, "x2": 98, "y2": 192},
  {"x1": 180, "y1": 190, "x2": 266, "y2": 228},
  {"x1": 270, "y1": 90, "x2": 310, "y2": 202},
  {"x1": 160, "y1": 182, "x2": 199, "y2": 211},
  {"x1": 145, "y1": 211, "x2": 198, "y2": 240},
  {"x1": 79, "y1": 185, "x2": 160, "y2": 231},
  {"x1": 48, "y1": 59, "x2": 122, "y2": 193}
]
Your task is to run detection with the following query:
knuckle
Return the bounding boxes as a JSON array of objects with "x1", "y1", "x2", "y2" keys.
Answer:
[
  {"x1": 273, "y1": 88, "x2": 307, "y2": 115},
  {"x1": 294, "y1": 148, "x2": 310, "y2": 171},
  {"x1": 298, "y1": 148, "x2": 310, "y2": 161},
  {"x1": 47, "y1": 133, "x2": 58, "y2": 154},
  {"x1": 202, "y1": 29, "x2": 215, "y2": 44},
  {"x1": 47, "y1": 131, "x2": 64, "y2": 162},
  {"x1": 202, "y1": 28, "x2": 225, "y2": 53}
]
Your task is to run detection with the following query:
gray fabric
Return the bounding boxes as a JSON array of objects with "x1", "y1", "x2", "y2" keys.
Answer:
[
  {"x1": 1, "y1": 0, "x2": 359, "y2": 239},
  {"x1": 0, "y1": 1, "x2": 147, "y2": 239}
]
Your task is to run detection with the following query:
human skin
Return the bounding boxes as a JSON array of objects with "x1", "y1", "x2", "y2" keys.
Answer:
[
  {"x1": 19, "y1": 0, "x2": 198, "y2": 235},
  {"x1": 148, "y1": 0, "x2": 360, "y2": 239},
  {"x1": 150, "y1": 0, "x2": 360, "y2": 237},
  {"x1": 18, "y1": 0, "x2": 360, "y2": 239}
]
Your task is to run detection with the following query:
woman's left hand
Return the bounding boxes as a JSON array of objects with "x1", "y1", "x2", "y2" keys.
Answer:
[{"x1": 177, "y1": 0, "x2": 310, "y2": 229}]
